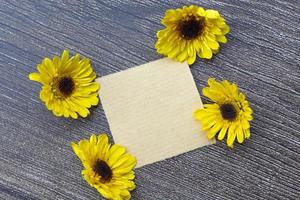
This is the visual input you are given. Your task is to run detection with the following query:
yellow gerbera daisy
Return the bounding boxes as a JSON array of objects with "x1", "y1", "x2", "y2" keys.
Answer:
[
  {"x1": 71, "y1": 134, "x2": 136, "y2": 200},
  {"x1": 194, "y1": 78, "x2": 253, "y2": 147},
  {"x1": 29, "y1": 50, "x2": 99, "y2": 119},
  {"x1": 155, "y1": 5, "x2": 230, "y2": 65}
]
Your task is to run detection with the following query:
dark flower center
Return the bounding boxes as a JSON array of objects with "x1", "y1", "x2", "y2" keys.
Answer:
[
  {"x1": 180, "y1": 17, "x2": 204, "y2": 39},
  {"x1": 220, "y1": 103, "x2": 237, "y2": 120},
  {"x1": 93, "y1": 160, "x2": 113, "y2": 182},
  {"x1": 58, "y1": 77, "x2": 74, "y2": 96}
]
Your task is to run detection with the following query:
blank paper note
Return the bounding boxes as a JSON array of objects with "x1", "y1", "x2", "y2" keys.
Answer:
[{"x1": 97, "y1": 58, "x2": 215, "y2": 168}]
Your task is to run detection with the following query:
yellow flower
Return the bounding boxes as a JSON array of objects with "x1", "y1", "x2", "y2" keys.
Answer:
[
  {"x1": 29, "y1": 50, "x2": 99, "y2": 119},
  {"x1": 155, "y1": 5, "x2": 230, "y2": 65},
  {"x1": 71, "y1": 134, "x2": 136, "y2": 200},
  {"x1": 194, "y1": 78, "x2": 253, "y2": 147}
]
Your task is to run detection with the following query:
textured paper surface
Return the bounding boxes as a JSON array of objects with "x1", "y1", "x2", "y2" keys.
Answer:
[{"x1": 97, "y1": 58, "x2": 215, "y2": 168}]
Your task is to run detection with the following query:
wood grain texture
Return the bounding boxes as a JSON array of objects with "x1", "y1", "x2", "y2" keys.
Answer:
[{"x1": 0, "y1": 0, "x2": 299, "y2": 199}]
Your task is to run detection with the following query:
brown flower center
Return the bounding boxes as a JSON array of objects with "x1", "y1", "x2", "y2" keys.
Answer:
[
  {"x1": 180, "y1": 17, "x2": 204, "y2": 40},
  {"x1": 58, "y1": 77, "x2": 74, "y2": 96},
  {"x1": 220, "y1": 103, "x2": 237, "y2": 120},
  {"x1": 93, "y1": 160, "x2": 113, "y2": 182}
]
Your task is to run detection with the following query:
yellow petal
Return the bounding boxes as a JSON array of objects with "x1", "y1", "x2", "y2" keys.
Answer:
[
  {"x1": 113, "y1": 165, "x2": 136, "y2": 175},
  {"x1": 236, "y1": 124, "x2": 244, "y2": 143},
  {"x1": 210, "y1": 26, "x2": 222, "y2": 35},
  {"x1": 202, "y1": 88, "x2": 224, "y2": 102},
  {"x1": 69, "y1": 110, "x2": 78, "y2": 119},
  {"x1": 196, "y1": 7, "x2": 206, "y2": 16},
  {"x1": 200, "y1": 42, "x2": 213, "y2": 59},
  {"x1": 97, "y1": 134, "x2": 108, "y2": 145},
  {"x1": 207, "y1": 122, "x2": 223, "y2": 139},
  {"x1": 43, "y1": 57, "x2": 57, "y2": 76},
  {"x1": 78, "y1": 140, "x2": 90, "y2": 153},
  {"x1": 39, "y1": 86, "x2": 51, "y2": 102},
  {"x1": 73, "y1": 65, "x2": 93, "y2": 78},
  {"x1": 227, "y1": 124, "x2": 236, "y2": 147},
  {"x1": 71, "y1": 142, "x2": 80, "y2": 156},
  {"x1": 61, "y1": 50, "x2": 69, "y2": 64},
  {"x1": 217, "y1": 35, "x2": 227, "y2": 43},
  {"x1": 71, "y1": 142, "x2": 88, "y2": 163},
  {"x1": 193, "y1": 109, "x2": 203, "y2": 120},
  {"x1": 63, "y1": 108, "x2": 70, "y2": 118},
  {"x1": 221, "y1": 25, "x2": 230, "y2": 34},
  {"x1": 69, "y1": 98, "x2": 90, "y2": 118},
  {"x1": 120, "y1": 189, "x2": 131, "y2": 198},
  {"x1": 244, "y1": 128, "x2": 251, "y2": 139},
  {"x1": 206, "y1": 10, "x2": 220, "y2": 19},
  {"x1": 88, "y1": 94, "x2": 99, "y2": 106},
  {"x1": 168, "y1": 46, "x2": 180, "y2": 59},
  {"x1": 29, "y1": 73, "x2": 41, "y2": 82},
  {"x1": 203, "y1": 103, "x2": 219, "y2": 109},
  {"x1": 187, "y1": 53, "x2": 197, "y2": 65},
  {"x1": 89, "y1": 134, "x2": 97, "y2": 145},
  {"x1": 96, "y1": 188, "x2": 112, "y2": 200},
  {"x1": 201, "y1": 118, "x2": 217, "y2": 130},
  {"x1": 107, "y1": 145, "x2": 126, "y2": 166},
  {"x1": 98, "y1": 135, "x2": 110, "y2": 159},
  {"x1": 217, "y1": 123, "x2": 229, "y2": 140},
  {"x1": 207, "y1": 78, "x2": 217, "y2": 86},
  {"x1": 111, "y1": 154, "x2": 136, "y2": 170},
  {"x1": 200, "y1": 110, "x2": 217, "y2": 125},
  {"x1": 242, "y1": 119, "x2": 250, "y2": 130},
  {"x1": 71, "y1": 96, "x2": 92, "y2": 108},
  {"x1": 205, "y1": 36, "x2": 219, "y2": 50}
]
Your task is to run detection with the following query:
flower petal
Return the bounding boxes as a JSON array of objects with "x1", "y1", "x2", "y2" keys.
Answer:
[
  {"x1": 206, "y1": 10, "x2": 220, "y2": 19},
  {"x1": 227, "y1": 124, "x2": 237, "y2": 147}
]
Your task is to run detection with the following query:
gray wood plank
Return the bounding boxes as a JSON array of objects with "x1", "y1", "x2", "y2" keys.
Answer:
[{"x1": 0, "y1": 0, "x2": 299, "y2": 199}]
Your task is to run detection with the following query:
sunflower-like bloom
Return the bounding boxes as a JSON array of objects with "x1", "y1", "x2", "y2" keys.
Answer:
[
  {"x1": 29, "y1": 50, "x2": 99, "y2": 118},
  {"x1": 194, "y1": 78, "x2": 253, "y2": 147},
  {"x1": 155, "y1": 5, "x2": 230, "y2": 65},
  {"x1": 71, "y1": 134, "x2": 136, "y2": 200}
]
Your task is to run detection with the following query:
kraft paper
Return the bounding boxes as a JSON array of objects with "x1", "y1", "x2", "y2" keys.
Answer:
[{"x1": 97, "y1": 58, "x2": 215, "y2": 168}]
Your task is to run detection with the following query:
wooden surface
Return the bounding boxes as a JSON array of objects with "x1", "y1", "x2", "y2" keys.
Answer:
[{"x1": 0, "y1": 0, "x2": 299, "y2": 199}]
